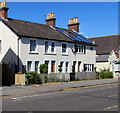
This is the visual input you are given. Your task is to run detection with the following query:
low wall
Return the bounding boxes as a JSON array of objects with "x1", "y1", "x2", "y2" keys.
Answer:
[
  {"x1": 40, "y1": 73, "x2": 70, "y2": 83},
  {"x1": 40, "y1": 72, "x2": 96, "y2": 83},
  {"x1": 75, "y1": 72, "x2": 96, "y2": 80}
]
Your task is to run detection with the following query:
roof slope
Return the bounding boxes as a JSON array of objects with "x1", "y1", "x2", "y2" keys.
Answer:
[
  {"x1": 96, "y1": 55, "x2": 109, "y2": 62},
  {"x1": 2, "y1": 18, "x2": 95, "y2": 46},
  {"x1": 89, "y1": 35, "x2": 120, "y2": 55},
  {"x1": 56, "y1": 27, "x2": 93, "y2": 45},
  {"x1": 3, "y1": 18, "x2": 72, "y2": 42}
]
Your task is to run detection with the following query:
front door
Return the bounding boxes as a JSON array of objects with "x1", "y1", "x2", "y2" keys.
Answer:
[{"x1": 51, "y1": 61, "x2": 55, "y2": 72}]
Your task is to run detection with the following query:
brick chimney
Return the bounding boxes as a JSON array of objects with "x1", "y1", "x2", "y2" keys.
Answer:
[
  {"x1": 46, "y1": 12, "x2": 56, "y2": 27},
  {"x1": 0, "y1": 0, "x2": 9, "y2": 19},
  {"x1": 68, "y1": 17, "x2": 80, "y2": 32}
]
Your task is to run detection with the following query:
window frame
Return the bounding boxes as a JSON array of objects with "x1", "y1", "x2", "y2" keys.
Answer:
[
  {"x1": 51, "y1": 42, "x2": 56, "y2": 53},
  {"x1": 45, "y1": 41, "x2": 49, "y2": 53},
  {"x1": 29, "y1": 39, "x2": 38, "y2": 53},
  {"x1": 65, "y1": 62, "x2": 69, "y2": 73},
  {"x1": 27, "y1": 61, "x2": 32, "y2": 72},
  {"x1": 84, "y1": 64, "x2": 94, "y2": 72},
  {"x1": 74, "y1": 44, "x2": 85, "y2": 54},
  {"x1": 35, "y1": 61, "x2": 39, "y2": 73},
  {"x1": 61, "y1": 43, "x2": 68, "y2": 54}
]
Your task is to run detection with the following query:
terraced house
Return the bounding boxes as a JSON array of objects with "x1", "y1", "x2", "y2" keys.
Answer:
[
  {"x1": 90, "y1": 35, "x2": 120, "y2": 77},
  {"x1": 0, "y1": 1, "x2": 96, "y2": 82}
]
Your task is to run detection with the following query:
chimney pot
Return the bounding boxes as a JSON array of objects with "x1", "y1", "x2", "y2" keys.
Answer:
[
  {"x1": 46, "y1": 12, "x2": 56, "y2": 27},
  {"x1": 0, "y1": 0, "x2": 9, "y2": 19},
  {"x1": 68, "y1": 17, "x2": 80, "y2": 32}
]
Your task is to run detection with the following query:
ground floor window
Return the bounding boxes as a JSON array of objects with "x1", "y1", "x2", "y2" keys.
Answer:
[
  {"x1": 65, "y1": 62, "x2": 69, "y2": 72},
  {"x1": 59, "y1": 61, "x2": 64, "y2": 72},
  {"x1": 72, "y1": 61, "x2": 76, "y2": 72},
  {"x1": 27, "y1": 61, "x2": 32, "y2": 72},
  {"x1": 27, "y1": 61, "x2": 40, "y2": 73},
  {"x1": 84, "y1": 64, "x2": 94, "y2": 72},
  {"x1": 35, "y1": 61, "x2": 39, "y2": 73},
  {"x1": 78, "y1": 61, "x2": 81, "y2": 72}
]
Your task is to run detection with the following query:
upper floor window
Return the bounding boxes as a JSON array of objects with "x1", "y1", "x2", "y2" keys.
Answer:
[
  {"x1": 0, "y1": 40, "x2": 1, "y2": 54},
  {"x1": 74, "y1": 44, "x2": 86, "y2": 54},
  {"x1": 62, "y1": 43, "x2": 67, "y2": 53},
  {"x1": 51, "y1": 42, "x2": 55, "y2": 53},
  {"x1": 45, "y1": 41, "x2": 49, "y2": 53},
  {"x1": 30, "y1": 40, "x2": 37, "y2": 53},
  {"x1": 45, "y1": 41, "x2": 56, "y2": 54}
]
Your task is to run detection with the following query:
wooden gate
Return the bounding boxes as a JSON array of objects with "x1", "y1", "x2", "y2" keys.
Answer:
[{"x1": 2, "y1": 63, "x2": 15, "y2": 86}]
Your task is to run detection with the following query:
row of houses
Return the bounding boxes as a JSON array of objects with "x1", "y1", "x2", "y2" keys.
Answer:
[
  {"x1": 0, "y1": 1, "x2": 96, "y2": 77},
  {"x1": 0, "y1": 0, "x2": 119, "y2": 85}
]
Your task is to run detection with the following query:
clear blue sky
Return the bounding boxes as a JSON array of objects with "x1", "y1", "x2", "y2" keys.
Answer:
[{"x1": 7, "y1": 2, "x2": 118, "y2": 38}]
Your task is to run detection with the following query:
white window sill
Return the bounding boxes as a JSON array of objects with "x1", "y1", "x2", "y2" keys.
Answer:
[
  {"x1": 62, "y1": 53, "x2": 69, "y2": 56},
  {"x1": 29, "y1": 52, "x2": 38, "y2": 54},
  {"x1": 76, "y1": 52, "x2": 85, "y2": 54},
  {"x1": 44, "y1": 52, "x2": 57, "y2": 55}
]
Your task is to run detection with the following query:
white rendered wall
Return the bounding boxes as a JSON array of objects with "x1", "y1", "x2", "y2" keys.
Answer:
[
  {"x1": 0, "y1": 21, "x2": 18, "y2": 66},
  {"x1": 19, "y1": 37, "x2": 96, "y2": 73}
]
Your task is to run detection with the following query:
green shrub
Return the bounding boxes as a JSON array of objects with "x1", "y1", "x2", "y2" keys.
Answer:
[
  {"x1": 40, "y1": 64, "x2": 48, "y2": 74},
  {"x1": 25, "y1": 72, "x2": 42, "y2": 85},
  {"x1": 43, "y1": 74, "x2": 48, "y2": 83},
  {"x1": 99, "y1": 69, "x2": 113, "y2": 79}
]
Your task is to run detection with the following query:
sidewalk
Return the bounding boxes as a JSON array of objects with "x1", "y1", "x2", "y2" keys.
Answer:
[{"x1": 1, "y1": 78, "x2": 118, "y2": 98}]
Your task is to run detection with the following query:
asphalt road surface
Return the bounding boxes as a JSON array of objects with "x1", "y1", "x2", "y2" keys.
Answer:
[{"x1": 2, "y1": 83, "x2": 118, "y2": 111}]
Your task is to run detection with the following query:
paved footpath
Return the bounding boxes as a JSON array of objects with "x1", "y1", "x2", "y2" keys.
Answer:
[{"x1": 0, "y1": 78, "x2": 118, "y2": 97}]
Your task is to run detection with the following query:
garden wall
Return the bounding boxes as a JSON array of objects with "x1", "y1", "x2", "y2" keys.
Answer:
[{"x1": 39, "y1": 72, "x2": 96, "y2": 83}]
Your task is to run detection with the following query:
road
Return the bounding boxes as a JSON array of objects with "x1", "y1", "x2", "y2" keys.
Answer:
[{"x1": 2, "y1": 83, "x2": 118, "y2": 111}]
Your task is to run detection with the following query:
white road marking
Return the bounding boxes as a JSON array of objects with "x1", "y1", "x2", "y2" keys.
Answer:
[
  {"x1": 104, "y1": 105, "x2": 118, "y2": 110},
  {"x1": 11, "y1": 98, "x2": 17, "y2": 100},
  {"x1": 108, "y1": 94, "x2": 117, "y2": 98},
  {"x1": 11, "y1": 92, "x2": 61, "y2": 101}
]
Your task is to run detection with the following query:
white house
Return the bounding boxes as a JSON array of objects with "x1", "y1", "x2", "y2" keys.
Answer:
[
  {"x1": 90, "y1": 34, "x2": 120, "y2": 77},
  {"x1": 0, "y1": 1, "x2": 96, "y2": 78}
]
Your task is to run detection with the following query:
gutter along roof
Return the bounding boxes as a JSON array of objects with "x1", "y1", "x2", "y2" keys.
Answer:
[{"x1": 2, "y1": 18, "x2": 96, "y2": 46}]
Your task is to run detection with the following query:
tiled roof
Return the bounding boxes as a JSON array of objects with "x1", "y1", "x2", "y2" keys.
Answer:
[
  {"x1": 2, "y1": 18, "x2": 96, "y2": 46},
  {"x1": 89, "y1": 35, "x2": 120, "y2": 55},
  {"x1": 96, "y1": 55, "x2": 109, "y2": 62}
]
